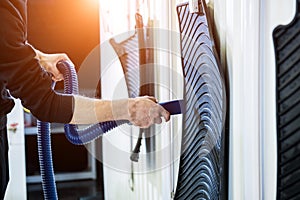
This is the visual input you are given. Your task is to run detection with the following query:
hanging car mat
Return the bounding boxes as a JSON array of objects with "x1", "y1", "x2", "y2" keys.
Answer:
[
  {"x1": 273, "y1": 1, "x2": 300, "y2": 199},
  {"x1": 109, "y1": 13, "x2": 156, "y2": 162},
  {"x1": 109, "y1": 31, "x2": 140, "y2": 98},
  {"x1": 174, "y1": 1, "x2": 226, "y2": 199},
  {"x1": 109, "y1": 26, "x2": 143, "y2": 162}
]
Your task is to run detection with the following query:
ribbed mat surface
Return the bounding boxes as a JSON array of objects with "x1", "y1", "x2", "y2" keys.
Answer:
[
  {"x1": 174, "y1": 1, "x2": 226, "y2": 199},
  {"x1": 109, "y1": 33, "x2": 140, "y2": 98},
  {"x1": 273, "y1": 1, "x2": 300, "y2": 199}
]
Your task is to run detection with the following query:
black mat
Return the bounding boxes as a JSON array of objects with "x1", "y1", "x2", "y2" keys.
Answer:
[
  {"x1": 273, "y1": 1, "x2": 300, "y2": 199},
  {"x1": 174, "y1": 0, "x2": 226, "y2": 199}
]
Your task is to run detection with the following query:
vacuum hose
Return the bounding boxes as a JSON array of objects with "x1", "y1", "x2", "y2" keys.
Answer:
[
  {"x1": 56, "y1": 60, "x2": 129, "y2": 145},
  {"x1": 37, "y1": 60, "x2": 183, "y2": 199}
]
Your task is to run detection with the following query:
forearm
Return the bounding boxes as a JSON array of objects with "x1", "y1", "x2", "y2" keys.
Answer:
[
  {"x1": 70, "y1": 95, "x2": 130, "y2": 124},
  {"x1": 70, "y1": 95, "x2": 170, "y2": 128}
]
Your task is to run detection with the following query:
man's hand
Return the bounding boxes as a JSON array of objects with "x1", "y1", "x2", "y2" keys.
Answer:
[
  {"x1": 128, "y1": 96, "x2": 170, "y2": 128},
  {"x1": 35, "y1": 50, "x2": 73, "y2": 82}
]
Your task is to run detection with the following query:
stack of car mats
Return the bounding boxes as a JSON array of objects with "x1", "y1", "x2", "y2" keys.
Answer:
[
  {"x1": 174, "y1": 0, "x2": 226, "y2": 199},
  {"x1": 273, "y1": 0, "x2": 300, "y2": 199}
]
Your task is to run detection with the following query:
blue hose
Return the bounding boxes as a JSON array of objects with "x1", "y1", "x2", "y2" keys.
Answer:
[
  {"x1": 37, "y1": 60, "x2": 128, "y2": 200},
  {"x1": 37, "y1": 120, "x2": 58, "y2": 200},
  {"x1": 37, "y1": 60, "x2": 183, "y2": 199},
  {"x1": 56, "y1": 60, "x2": 129, "y2": 145}
]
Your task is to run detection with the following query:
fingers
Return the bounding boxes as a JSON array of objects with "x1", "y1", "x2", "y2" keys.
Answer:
[
  {"x1": 149, "y1": 104, "x2": 170, "y2": 123},
  {"x1": 39, "y1": 53, "x2": 74, "y2": 82},
  {"x1": 129, "y1": 96, "x2": 171, "y2": 128},
  {"x1": 52, "y1": 75, "x2": 63, "y2": 82},
  {"x1": 146, "y1": 96, "x2": 158, "y2": 103},
  {"x1": 53, "y1": 54, "x2": 73, "y2": 81},
  {"x1": 158, "y1": 105, "x2": 170, "y2": 122},
  {"x1": 51, "y1": 67, "x2": 64, "y2": 82},
  {"x1": 56, "y1": 54, "x2": 74, "y2": 66},
  {"x1": 153, "y1": 117, "x2": 162, "y2": 124}
]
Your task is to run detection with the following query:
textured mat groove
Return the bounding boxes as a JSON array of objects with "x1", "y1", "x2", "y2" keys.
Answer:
[
  {"x1": 109, "y1": 34, "x2": 140, "y2": 98},
  {"x1": 273, "y1": 1, "x2": 300, "y2": 199},
  {"x1": 174, "y1": 1, "x2": 226, "y2": 199}
]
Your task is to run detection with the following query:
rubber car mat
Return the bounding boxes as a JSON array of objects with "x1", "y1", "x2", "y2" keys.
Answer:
[
  {"x1": 174, "y1": 0, "x2": 226, "y2": 199},
  {"x1": 273, "y1": 1, "x2": 300, "y2": 199}
]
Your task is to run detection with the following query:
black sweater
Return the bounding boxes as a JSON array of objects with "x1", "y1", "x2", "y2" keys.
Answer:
[{"x1": 0, "y1": 0, "x2": 74, "y2": 123}]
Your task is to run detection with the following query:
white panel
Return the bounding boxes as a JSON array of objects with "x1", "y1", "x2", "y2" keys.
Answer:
[
  {"x1": 7, "y1": 100, "x2": 25, "y2": 145},
  {"x1": 215, "y1": 0, "x2": 261, "y2": 199},
  {"x1": 100, "y1": 25, "x2": 135, "y2": 200},
  {"x1": 4, "y1": 145, "x2": 27, "y2": 200},
  {"x1": 5, "y1": 100, "x2": 27, "y2": 200}
]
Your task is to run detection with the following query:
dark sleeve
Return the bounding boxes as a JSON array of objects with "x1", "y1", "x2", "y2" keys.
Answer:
[{"x1": 0, "y1": 0, "x2": 74, "y2": 123}]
